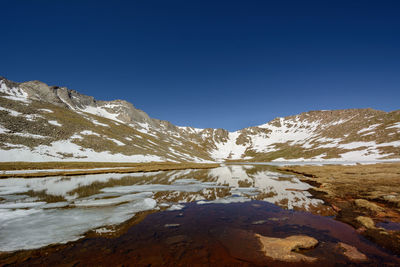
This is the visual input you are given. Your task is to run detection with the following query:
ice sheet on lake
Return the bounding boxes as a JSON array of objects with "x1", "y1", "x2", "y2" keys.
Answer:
[
  {"x1": 0, "y1": 198, "x2": 156, "y2": 251},
  {"x1": 73, "y1": 192, "x2": 153, "y2": 207}
]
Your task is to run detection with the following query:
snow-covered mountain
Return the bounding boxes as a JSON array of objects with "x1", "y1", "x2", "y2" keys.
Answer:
[{"x1": 0, "y1": 77, "x2": 399, "y2": 162}]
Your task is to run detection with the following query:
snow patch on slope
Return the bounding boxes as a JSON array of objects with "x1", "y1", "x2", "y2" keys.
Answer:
[
  {"x1": 357, "y1": 124, "x2": 381, "y2": 134},
  {"x1": 81, "y1": 105, "x2": 123, "y2": 123},
  {"x1": 209, "y1": 117, "x2": 323, "y2": 160},
  {"x1": 0, "y1": 106, "x2": 22, "y2": 116},
  {"x1": 0, "y1": 80, "x2": 30, "y2": 103},
  {"x1": 48, "y1": 120, "x2": 62, "y2": 127},
  {"x1": 387, "y1": 122, "x2": 400, "y2": 130},
  {"x1": 259, "y1": 118, "x2": 320, "y2": 146},
  {"x1": 210, "y1": 132, "x2": 246, "y2": 160}
]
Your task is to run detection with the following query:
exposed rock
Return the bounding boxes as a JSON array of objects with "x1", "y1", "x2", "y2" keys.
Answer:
[
  {"x1": 331, "y1": 204, "x2": 341, "y2": 212},
  {"x1": 255, "y1": 234, "x2": 318, "y2": 262},
  {"x1": 356, "y1": 216, "x2": 375, "y2": 229},
  {"x1": 338, "y1": 242, "x2": 368, "y2": 261}
]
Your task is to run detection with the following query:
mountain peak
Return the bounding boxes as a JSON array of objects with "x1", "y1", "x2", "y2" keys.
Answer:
[{"x1": 0, "y1": 76, "x2": 399, "y2": 163}]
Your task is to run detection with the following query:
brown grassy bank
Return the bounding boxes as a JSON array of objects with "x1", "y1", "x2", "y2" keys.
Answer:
[
  {"x1": 0, "y1": 162, "x2": 220, "y2": 178},
  {"x1": 279, "y1": 162, "x2": 400, "y2": 255}
]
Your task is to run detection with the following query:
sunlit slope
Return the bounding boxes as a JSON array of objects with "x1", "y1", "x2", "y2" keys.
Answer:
[
  {"x1": 0, "y1": 77, "x2": 399, "y2": 162},
  {"x1": 223, "y1": 109, "x2": 400, "y2": 161}
]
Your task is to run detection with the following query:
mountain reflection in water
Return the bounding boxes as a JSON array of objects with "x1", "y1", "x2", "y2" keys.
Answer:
[{"x1": 1, "y1": 165, "x2": 331, "y2": 252}]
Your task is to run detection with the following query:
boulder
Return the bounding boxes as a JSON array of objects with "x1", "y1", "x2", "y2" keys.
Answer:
[
  {"x1": 255, "y1": 234, "x2": 318, "y2": 262},
  {"x1": 338, "y1": 242, "x2": 367, "y2": 261}
]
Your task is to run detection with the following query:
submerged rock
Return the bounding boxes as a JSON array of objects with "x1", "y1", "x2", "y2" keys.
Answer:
[
  {"x1": 338, "y1": 242, "x2": 368, "y2": 262},
  {"x1": 251, "y1": 220, "x2": 268, "y2": 225},
  {"x1": 255, "y1": 234, "x2": 318, "y2": 262},
  {"x1": 164, "y1": 235, "x2": 190, "y2": 245},
  {"x1": 164, "y1": 223, "x2": 180, "y2": 228}
]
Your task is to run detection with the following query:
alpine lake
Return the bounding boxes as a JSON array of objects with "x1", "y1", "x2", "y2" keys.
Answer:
[{"x1": 1, "y1": 164, "x2": 399, "y2": 266}]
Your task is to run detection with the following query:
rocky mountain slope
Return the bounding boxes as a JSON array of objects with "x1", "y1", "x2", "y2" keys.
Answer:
[{"x1": 0, "y1": 77, "x2": 399, "y2": 162}]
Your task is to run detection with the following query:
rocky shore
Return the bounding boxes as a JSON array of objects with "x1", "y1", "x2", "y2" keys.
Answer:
[{"x1": 280, "y1": 162, "x2": 400, "y2": 255}]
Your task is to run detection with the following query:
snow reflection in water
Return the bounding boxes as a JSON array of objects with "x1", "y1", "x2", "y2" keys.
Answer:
[{"x1": 0, "y1": 165, "x2": 323, "y2": 251}]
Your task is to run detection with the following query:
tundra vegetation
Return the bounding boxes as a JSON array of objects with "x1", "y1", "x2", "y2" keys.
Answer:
[{"x1": 280, "y1": 162, "x2": 400, "y2": 254}]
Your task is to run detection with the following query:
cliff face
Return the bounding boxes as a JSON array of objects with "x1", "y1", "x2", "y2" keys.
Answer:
[{"x1": 0, "y1": 77, "x2": 399, "y2": 162}]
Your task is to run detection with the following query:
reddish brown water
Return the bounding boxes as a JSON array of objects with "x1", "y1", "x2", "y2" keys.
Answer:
[{"x1": 2, "y1": 201, "x2": 399, "y2": 266}]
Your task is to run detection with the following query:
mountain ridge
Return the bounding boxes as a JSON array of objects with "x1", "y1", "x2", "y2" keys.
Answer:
[{"x1": 0, "y1": 76, "x2": 399, "y2": 162}]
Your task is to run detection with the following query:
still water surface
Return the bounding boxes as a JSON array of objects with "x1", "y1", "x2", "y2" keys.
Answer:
[
  {"x1": 0, "y1": 165, "x2": 322, "y2": 251},
  {"x1": 0, "y1": 165, "x2": 398, "y2": 265}
]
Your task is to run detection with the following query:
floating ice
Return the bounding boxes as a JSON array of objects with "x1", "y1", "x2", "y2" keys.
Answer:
[
  {"x1": 0, "y1": 198, "x2": 156, "y2": 252},
  {"x1": 167, "y1": 204, "x2": 185, "y2": 211}
]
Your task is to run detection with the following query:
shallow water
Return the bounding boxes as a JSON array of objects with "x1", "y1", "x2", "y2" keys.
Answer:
[
  {"x1": 0, "y1": 165, "x2": 325, "y2": 252},
  {"x1": 376, "y1": 221, "x2": 400, "y2": 231},
  {"x1": 2, "y1": 202, "x2": 399, "y2": 266}
]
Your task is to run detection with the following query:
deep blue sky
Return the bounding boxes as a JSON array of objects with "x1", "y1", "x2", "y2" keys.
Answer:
[{"x1": 1, "y1": 0, "x2": 399, "y2": 131}]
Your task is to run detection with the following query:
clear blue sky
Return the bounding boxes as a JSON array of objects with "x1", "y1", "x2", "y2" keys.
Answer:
[{"x1": 1, "y1": 0, "x2": 399, "y2": 131}]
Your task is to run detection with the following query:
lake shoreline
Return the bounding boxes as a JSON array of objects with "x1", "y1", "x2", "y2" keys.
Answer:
[{"x1": 280, "y1": 162, "x2": 400, "y2": 255}]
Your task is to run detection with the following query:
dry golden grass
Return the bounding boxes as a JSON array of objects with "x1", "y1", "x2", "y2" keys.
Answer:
[
  {"x1": 280, "y1": 162, "x2": 400, "y2": 254},
  {"x1": 279, "y1": 163, "x2": 400, "y2": 201},
  {"x1": 0, "y1": 162, "x2": 220, "y2": 178},
  {"x1": 0, "y1": 97, "x2": 215, "y2": 162}
]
